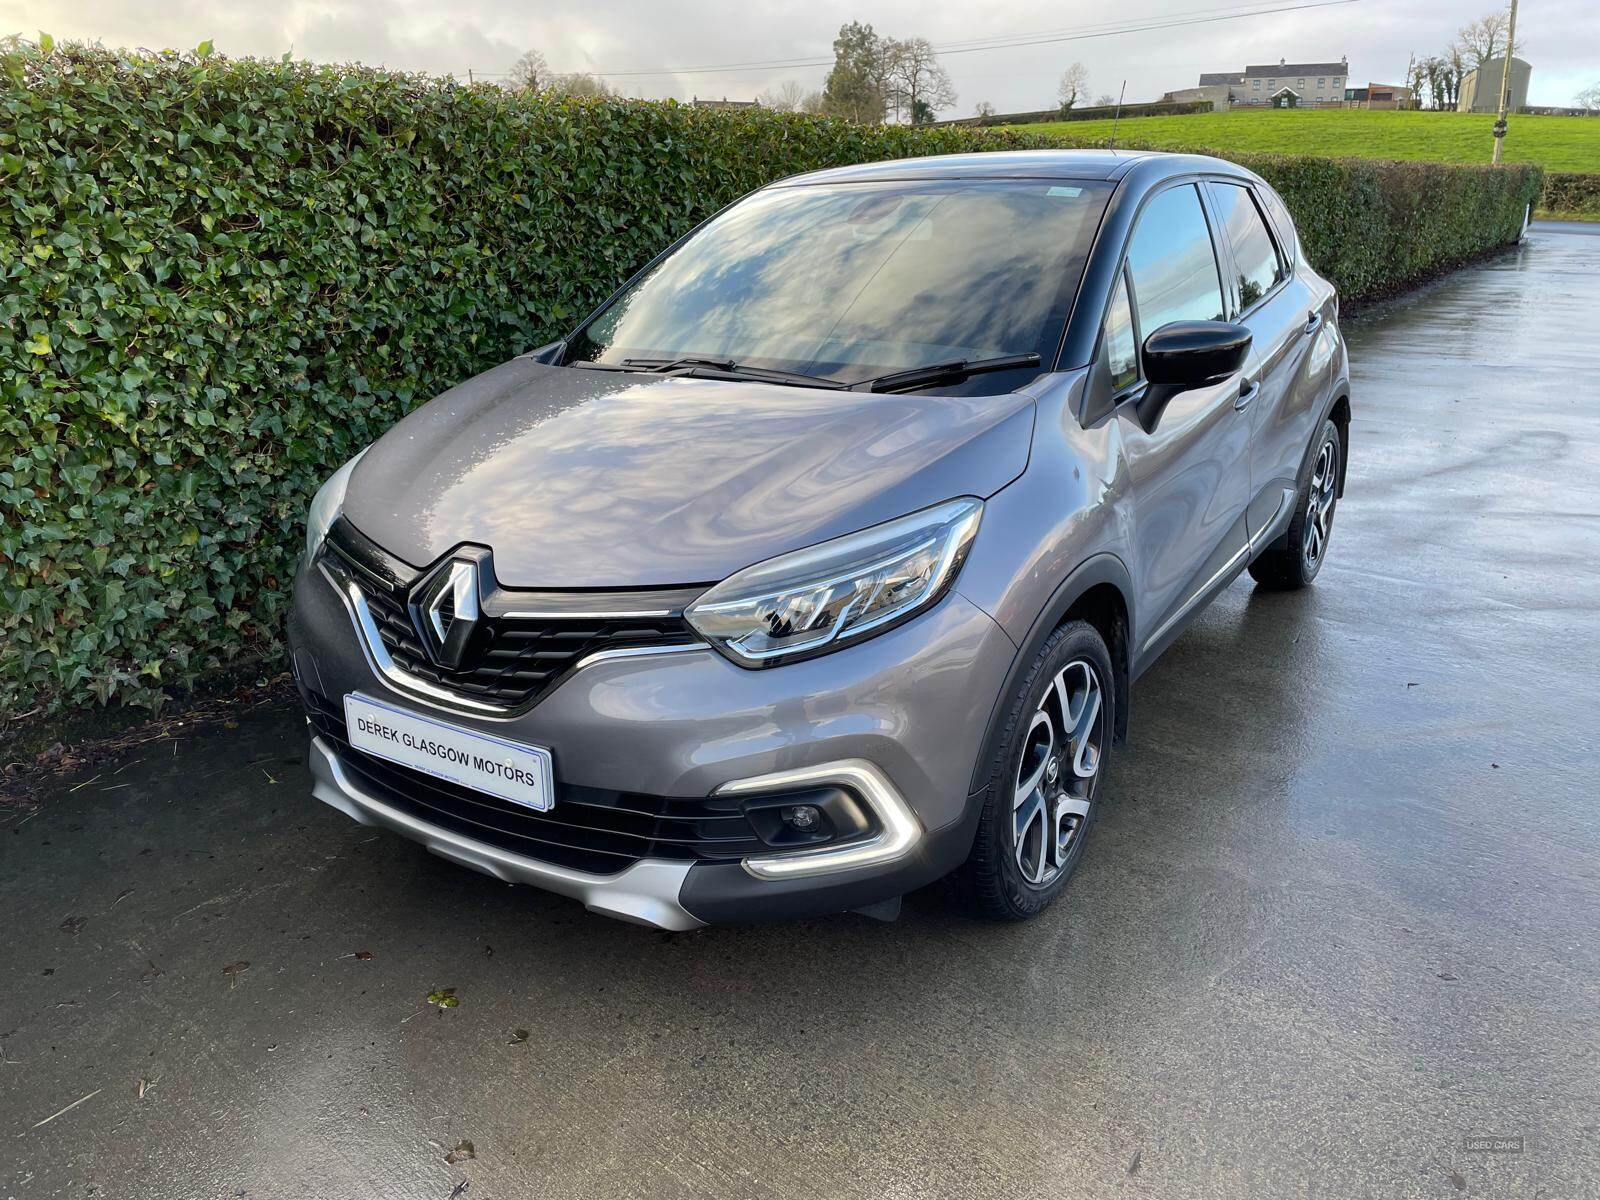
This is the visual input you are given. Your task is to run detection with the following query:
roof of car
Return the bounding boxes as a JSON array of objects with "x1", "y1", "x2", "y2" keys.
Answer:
[{"x1": 774, "y1": 149, "x2": 1247, "y2": 187}]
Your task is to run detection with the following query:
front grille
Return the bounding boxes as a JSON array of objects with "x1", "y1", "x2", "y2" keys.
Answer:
[
  {"x1": 322, "y1": 521, "x2": 699, "y2": 712},
  {"x1": 305, "y1": 691, "x2": 769, "y2": 875}
]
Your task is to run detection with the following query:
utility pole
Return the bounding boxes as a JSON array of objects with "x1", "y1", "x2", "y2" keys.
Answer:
[{"x1": 1491, "y1": 0, "x2": 1519, "y2": 165}]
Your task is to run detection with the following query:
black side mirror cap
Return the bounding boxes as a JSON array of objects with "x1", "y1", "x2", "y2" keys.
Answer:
[{"x1": 1135, "y1": 320, "x2": 1251, "y2": 433}]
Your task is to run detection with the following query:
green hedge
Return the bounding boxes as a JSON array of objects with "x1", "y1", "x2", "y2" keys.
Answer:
[
  {"x1": 1540, "y1": 172, "x2": 1600, "y2": 216},
  {"x1": 0, "y1": 42, "x2": 1543, "y2": 714},
  {"x1": 1237, "y1": 153, "x2": 1541, "y2": 298},
  {"x1": 957, "y1": 100, "x2": 1214, "y2": 128}
]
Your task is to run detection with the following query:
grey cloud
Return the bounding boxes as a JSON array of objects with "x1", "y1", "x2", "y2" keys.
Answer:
[{"x1": 11, "y1": 0, "x2": 1597, "y2": 109}]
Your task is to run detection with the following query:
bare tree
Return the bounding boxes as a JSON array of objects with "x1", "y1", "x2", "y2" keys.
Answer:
[
  {"x1": 973, "y1": 100, "x2": 997, "y2": 121},
  {"x1": 509, "y1": 49, "x2": 551, "y2": 91},
  {"x1": 799, "y1": 89, "x2": 827, "y2": 115},
  {"x1": 883, "y1": 38, "x2": 956, "y2": 124},
  {"x1": 878, "y1": 40, "x2": 905, "y2": 122},
  {"x1": 1093, "y1": 92, "x2": 1117, "y2": 107},
  {"x1": 509, "y1": 51, "x2": 613, "y2": 98},
  {"x1": 1058, "y1": 63, "x2": 1090, "y2": 111},
  {"x1": 758, "y1": 80, "x2": 811, "y2": 112},
  {"x1": 548, "y1": 72, "x2": 613, "y2": 99},
  {"x1": 1456, "y1": 10, "x2": 1510, "y2": 68},
  {"x1": 1577, "y1": 82, "x2": 1600, "y2": 112},
  {"x1": 1404, "y1": 53, "x2": 1425, "y2": 105}
]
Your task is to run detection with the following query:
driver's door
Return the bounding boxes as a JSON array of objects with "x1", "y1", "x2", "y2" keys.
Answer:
[{"x1": 1108, "y1": 183, "x2": 1252, "y2": 660}]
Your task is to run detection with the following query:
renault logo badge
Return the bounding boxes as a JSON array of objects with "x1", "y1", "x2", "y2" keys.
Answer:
[{"x1": 420, "y1": 559, "x2": 480, "y2": 669}]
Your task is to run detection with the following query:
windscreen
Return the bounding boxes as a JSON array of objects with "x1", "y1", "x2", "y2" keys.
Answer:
[{"x1": 567, "y1": 178, "x2": 1113, "y2": 394}]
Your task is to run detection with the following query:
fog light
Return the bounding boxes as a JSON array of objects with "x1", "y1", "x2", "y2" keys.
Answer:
[
  {"x1": 781, "y1": 804, "x2": 821, "y2": 832},
  {"x1": 741, "y1": 786, "x2": 868, "y2": 848}
]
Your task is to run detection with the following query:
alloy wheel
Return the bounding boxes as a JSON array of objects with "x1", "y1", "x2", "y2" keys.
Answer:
[
  {"x1": 1013, "y1": 659, "x2": 1105, "y2": 888},
  {"x1": 1302, "y1": 435, "x2": 1339, "y2": 570}
]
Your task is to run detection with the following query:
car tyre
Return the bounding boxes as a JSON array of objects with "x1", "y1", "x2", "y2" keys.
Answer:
[
  {"x1": 952, "y1": 619, "x2": 1115, "y2": 921},
  {"x1": 1248, "y1": 416, "x2": 1342, "y2": 590}
]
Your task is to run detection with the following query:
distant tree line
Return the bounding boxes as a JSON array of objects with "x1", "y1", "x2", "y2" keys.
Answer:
[
  {"x1": 503, "y1": 26, "x2": 1099, "y2": 126},
  {"x1": 507, "y1": 49, "x2": 613, "y2": 98}
]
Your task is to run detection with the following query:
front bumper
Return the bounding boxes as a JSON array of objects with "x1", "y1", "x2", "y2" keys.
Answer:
[
  {"x1": 289, "y1": 549, "x2": 1017, "y2": 926},
  {"x1": 308, "y1": 735, "x2": 704, "y2": 929}
]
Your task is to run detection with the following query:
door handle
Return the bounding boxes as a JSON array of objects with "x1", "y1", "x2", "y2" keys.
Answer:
[
  {"x1": 1234, "y1": 379, "x2": 1260, "y2": 411},
  {"x1": 1304, "y1": 311, "x2": 1322, "y2": 336}
]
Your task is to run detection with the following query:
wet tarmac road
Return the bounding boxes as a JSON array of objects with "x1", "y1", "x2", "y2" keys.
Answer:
[{"x1": 5, "y1": 223, "x2": 1599, "y2": 1200}]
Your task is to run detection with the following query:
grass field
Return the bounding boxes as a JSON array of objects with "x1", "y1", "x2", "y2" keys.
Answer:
[{"x1": 1016, "y1": 109, "x2": 1600, "y2": 174}]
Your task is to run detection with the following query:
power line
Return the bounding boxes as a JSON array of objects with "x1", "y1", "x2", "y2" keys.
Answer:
[
  {"x1": 889, "y1": 0, "x2": 1340, "y2": 54},
  {"x1": 572, "y1": 0, "x2": 1362, "y2": 78},
  {"x1": 583, "y1": 0, "x2": 1336, "y2": 75}
]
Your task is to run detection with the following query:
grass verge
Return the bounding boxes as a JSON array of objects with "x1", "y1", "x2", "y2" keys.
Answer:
[{"x1": 1016, "y1": 109, "x2": 1600, "y2": 173}]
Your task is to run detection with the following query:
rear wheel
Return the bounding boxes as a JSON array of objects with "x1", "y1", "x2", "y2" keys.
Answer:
[
  {"x1": 1249, "y1": 416, "x2": 1342, "y2": 590},
  {"x1": 953, "y1": 620, "x2": 1114, "y2": 920}
]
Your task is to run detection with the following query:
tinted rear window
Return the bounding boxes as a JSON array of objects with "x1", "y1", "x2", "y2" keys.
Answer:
[
  {"x1": 1210, "y1": 182, "x2": 1286, "y2": 310},
  {"x1": 1256, "y1": 184, "x2": 1299, "y2": 266}
]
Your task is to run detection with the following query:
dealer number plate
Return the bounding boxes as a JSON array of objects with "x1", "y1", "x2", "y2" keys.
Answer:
[{"x1": 342, "y1": 692, "x2": 555, "y2": 812}]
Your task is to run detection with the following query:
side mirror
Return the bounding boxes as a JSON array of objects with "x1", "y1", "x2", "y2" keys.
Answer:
[{"x1": 1135, "y1": 321, "x2": 1251, "y2": 433}]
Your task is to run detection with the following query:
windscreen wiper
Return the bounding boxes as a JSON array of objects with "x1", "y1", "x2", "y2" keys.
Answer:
[
  {"x1": 850, "y1": 353, "x2": 1042, "y2": 394},
  {"x1": 620, "y1": 356, "x2": 846, "y2": 390},
  {"x1": 568, "y1": 357, "x2": 731, "y2": 375}
]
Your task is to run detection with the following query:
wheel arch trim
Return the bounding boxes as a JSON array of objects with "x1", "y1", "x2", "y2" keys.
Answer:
[
  {"x1": 1327, "y1": 387, "x2": 1352, "y2": 497},
  {"x1": 965, "y1": 553, "x2": 1135, "y2": 797}
]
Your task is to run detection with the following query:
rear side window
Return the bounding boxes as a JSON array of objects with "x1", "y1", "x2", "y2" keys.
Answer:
[
  {"x1": 1209, "y1": 182, "x2": 1286, "y2": 310},
  {"x1": 1125, "y1": 184, "x2": 1225, "y2": 335},
  {"x1": 1257, "y1": 185, "x2": 1299, "y2": 267}
]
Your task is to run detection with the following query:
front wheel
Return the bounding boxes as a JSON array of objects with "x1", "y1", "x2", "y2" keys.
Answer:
[
  {"x1": 1249, "y1": 416, "x2": 1342, "y2": 590},
  {"x1": 952, "y1": 620, "x2": 1115, "y2": 921}
]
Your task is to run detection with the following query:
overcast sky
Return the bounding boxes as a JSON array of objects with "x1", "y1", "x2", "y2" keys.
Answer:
[{"x1": 11, "y1": 0, "x2": 1596, "y2": 112}]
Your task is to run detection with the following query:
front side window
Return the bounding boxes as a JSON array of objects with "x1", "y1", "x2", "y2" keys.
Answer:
[
  {"x1": 1103, "y1": 271, "x2": 1138, "y2": 392},
  {"x1": 568, "y1": 179, "x2": 1113, "y2": 394},
  {"x1": 1125, "y1": 184, "x2": 1225, "y2": 335},
  {"x1": 1209, "y1": 182, "x2": 1285, "y2": 310}
]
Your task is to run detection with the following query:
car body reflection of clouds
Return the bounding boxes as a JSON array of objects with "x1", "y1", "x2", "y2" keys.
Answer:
[{"x1": 345, "y1": 366, "x2": 1035, "y2": 587}]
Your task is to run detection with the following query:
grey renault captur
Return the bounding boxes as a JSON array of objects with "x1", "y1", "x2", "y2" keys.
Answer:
[{"x1": 289, "y1": 149, "x2": 1349, "y2": 930}]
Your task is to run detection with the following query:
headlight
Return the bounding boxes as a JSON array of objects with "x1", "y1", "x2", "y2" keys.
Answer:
[
  {"x1": 303, "y1": 449, "x2": 367, "y2": 561},
  {"x1": 686, "y1": 498, "x2": 983, "y2": 667}
]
